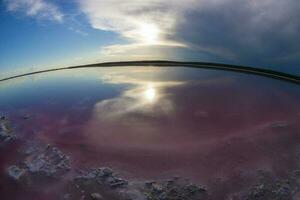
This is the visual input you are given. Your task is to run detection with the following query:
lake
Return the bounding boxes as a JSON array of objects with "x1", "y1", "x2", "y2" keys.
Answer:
[{"x1": 1, "y1": 66, "x2": 300, "y2": 200}]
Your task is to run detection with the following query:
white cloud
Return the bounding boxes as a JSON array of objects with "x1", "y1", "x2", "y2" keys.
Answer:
[
  {"x1": 99, "y1": 43, "x2": 186, "y2": 61},
  {"x1": 79, "y1": 0, "x2": 202, "y2": 60},
  {"x1": 4, "y1": 0, "x2": 63, "y2": 22},
  {"x1": 78, "y1": 0, "x2": 199, "y2": 46}
]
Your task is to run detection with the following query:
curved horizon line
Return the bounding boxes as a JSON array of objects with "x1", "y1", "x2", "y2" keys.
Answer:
[{"x1": 1, "y1": 60, "x2": 300, "y2": 84}]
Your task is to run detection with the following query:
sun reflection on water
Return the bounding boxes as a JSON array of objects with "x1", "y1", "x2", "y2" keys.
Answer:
[{"x1": 144, "y1": 83, "x2": 156, "y2": 103}]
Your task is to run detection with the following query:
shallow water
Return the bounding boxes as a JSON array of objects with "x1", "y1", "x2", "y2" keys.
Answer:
[{"x1": 1, "y1": 66, "x2": 300, "y2": 199}]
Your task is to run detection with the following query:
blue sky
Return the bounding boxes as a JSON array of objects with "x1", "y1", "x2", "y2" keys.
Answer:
[
  {"x1": 0, "y1": 1, "x2": 122, "y2": 73},
  {"x1": 0, "y1": 0, "x2": 300, "y2": 75}
]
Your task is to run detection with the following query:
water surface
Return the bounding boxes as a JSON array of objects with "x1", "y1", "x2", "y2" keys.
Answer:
[{"x1": 1, "y1": 66, "x2": 300, "y2": 199}]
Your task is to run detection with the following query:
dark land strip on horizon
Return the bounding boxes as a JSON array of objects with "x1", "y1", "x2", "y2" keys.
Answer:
[{"x1": 1, "y1": 60, "x2": 300, "y2": 85}]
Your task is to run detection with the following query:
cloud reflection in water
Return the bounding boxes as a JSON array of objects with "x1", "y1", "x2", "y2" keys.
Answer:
[
  {"x1": 94, "y1": 69, "x2": 184, "y2": 120},
  {"x1": 81, "y1": 69, "x2": 186, "y2": 152}
]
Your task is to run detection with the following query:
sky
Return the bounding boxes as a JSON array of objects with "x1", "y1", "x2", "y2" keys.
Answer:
[{"x1": 0, "y1": 0, "x2": 300, "y2": 75}]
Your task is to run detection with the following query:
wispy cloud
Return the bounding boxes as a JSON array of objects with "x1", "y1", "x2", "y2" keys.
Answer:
[
  {"x1": 4, "y1": 0, "x2": 63, "y2": 22},
  {"x1": 99, "y1": 43, "x2": 187, "y2": 61}
]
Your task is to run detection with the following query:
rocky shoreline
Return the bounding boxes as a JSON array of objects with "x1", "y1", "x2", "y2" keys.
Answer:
[
  {"x1": 2, "y1": 116, "x2": 300, "y2": 200},
  {"x1": 7, "y1": 144, "x2": 71, "y2": 183},
  {"x1": 0, "y1": 116, "x2": 15, "y2": 146}
]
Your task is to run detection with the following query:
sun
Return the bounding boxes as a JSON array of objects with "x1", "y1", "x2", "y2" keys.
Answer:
[{"x1": 138, "y1": 23, "x2": 160, "y2": 44}]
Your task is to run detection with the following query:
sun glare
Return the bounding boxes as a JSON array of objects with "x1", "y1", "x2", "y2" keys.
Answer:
[
  {"x1": 144, "y1": 83, "x2": 156, "y2": 102},
  {"x1": 138, "y1": 23, "x2": 160, "y2": 44}
]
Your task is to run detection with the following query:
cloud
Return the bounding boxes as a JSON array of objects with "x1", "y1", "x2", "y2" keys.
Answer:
[
  {"x1": 99, "y1": 43, "x2": 187, "y2": 61},
  {"x1": 174, "y1": 0, "x2": 300, "y2": 67},
  {"x1": 79, "y1": 0, "x2": 300, "y2": 70},
  {"x1": 78, "y1": 0, "x2": 201, "y2": 62},
  {"x1": 4, "y1": 0, "x2": 63, "y2": 22},
  {"x1": 78, "y1": 0, "x2": 198, "y2": 46}
]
